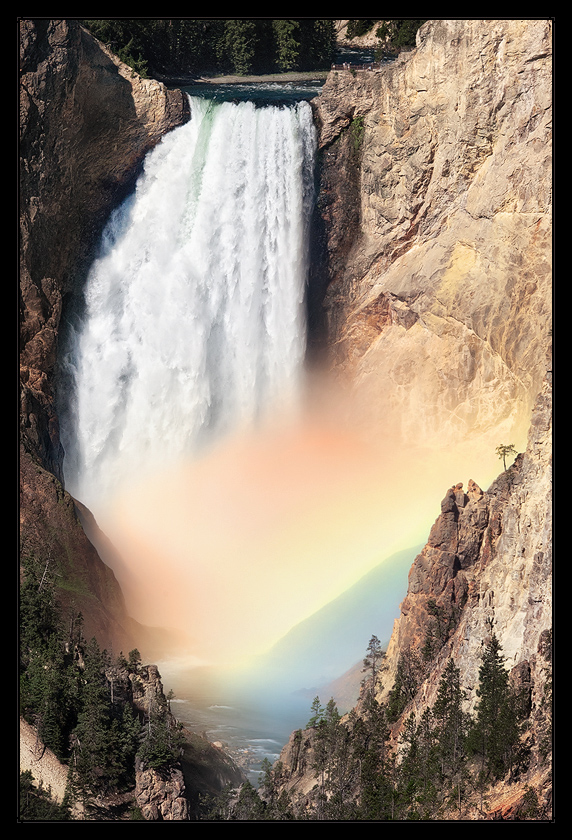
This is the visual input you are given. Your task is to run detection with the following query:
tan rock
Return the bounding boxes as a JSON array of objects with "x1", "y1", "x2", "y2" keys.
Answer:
[
  {"x1": 312, "y1": 20, "x2": 552, "y2": 458},
  {"x1": 135, "y1": 761, "x2": 189, "y2": 821},
  {"x1": 20, "y1": 717, "x2": 84, "y2": 818}
]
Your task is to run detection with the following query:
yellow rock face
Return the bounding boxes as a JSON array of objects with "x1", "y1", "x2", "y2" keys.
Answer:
[{"x1": 313, "y1": 19, "x2": 551, "y2": 470}]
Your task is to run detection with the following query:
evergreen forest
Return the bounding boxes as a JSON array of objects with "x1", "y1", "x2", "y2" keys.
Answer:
[
  {"x1": 19, "y1": 551, "x2": 184, "y2": 821},
  {"x1": 205, "y1": 634, "x2": 552, "y2": 820},
  {"x1": 79, "y1": 19, "x2": 428, "y2": 79},
  {"x1": 80, "y1": 19, "x2": 338, "y2": 79}
]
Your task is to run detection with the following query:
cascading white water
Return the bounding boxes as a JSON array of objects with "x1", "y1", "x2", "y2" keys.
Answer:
[{"x1": 59, "y1": 96, "x2": 316, "y2": 513}]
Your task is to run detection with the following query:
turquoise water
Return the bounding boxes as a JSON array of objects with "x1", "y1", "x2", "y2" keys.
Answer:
[{"x1": 179, "y1": 79, "x2": 325, "y2": 105}]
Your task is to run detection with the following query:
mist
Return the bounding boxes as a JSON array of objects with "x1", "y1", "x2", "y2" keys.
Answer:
[{"x1": 86, "y1": 368, "x2": 511, "y2": 672}]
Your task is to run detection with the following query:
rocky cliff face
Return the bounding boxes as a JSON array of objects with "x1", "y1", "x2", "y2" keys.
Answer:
[
  {"x1": 380, "y1": 373, "x2": 552, "y2": 721},
  {"x1": 311, "y1": 19, "x2": 551, "y2": 456},
  {"x1": 379, "y1": 370, "x2": 552, "y2": 814},
  {"x1": 19, "y1": 19, "x2": 190, "y2": 650}
]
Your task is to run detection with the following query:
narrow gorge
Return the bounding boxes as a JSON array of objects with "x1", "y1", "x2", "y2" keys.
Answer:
[{"x1": 19, "y1": 19, "x2": 552, "y2": 821}]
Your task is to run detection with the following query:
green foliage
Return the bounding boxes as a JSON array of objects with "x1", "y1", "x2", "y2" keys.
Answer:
[
  {"x1": 346, "y1": 20, "x2": 376, "y2": 40},
  {"x1": 265, "y1": 633, "x2": 543, "y2": 821},
  {"x1": 19, "y1": 549, "x2": 182, "y2": 808},
  {"x1": 353, "y1": 696, "x2": 392, "y2": 820},
  {"x1": 19, "y1": 554, "x2": 83, "y2": 760},
  {"x1": 71, "y1": 639, "x2": 141, "y2": 794},
  {"x1": 350, "y1": 115, "x2": 366, "y2": 153},
  {"x1": 19, "y1": 553, "x2": 61, "y2": 656},
  {"x1": 309, "y1": 696, "x2": 361, "y2": 820},
  {"x1": 117, "y1": 38, "x2": 148, "y2": 77},
  {"x1": 128, "y1": 648, "x2": 142, "y2": 671},
  {"x1": 425, "y1": 598, "x2": 462, "y2": 649},
  {"x1": 375, "y1": 20, "x2": 428, "y2": 55},
  {"x1": 82, "y1": 19, "x2": 336, "y2": 79},
  {"x1": 306, "y1": 695, "x2": 325, "y2": 729},
  {"x1": 361, "y1": 634, "x2": 383, "y2": 696},
  {"x1": 496, "y1": 443, "x2": 517, "y2": 470},
  {"x1": 137, "y1": 704, "x2": 185, "y2": 771},
  {"x1": 432, "y1": 659, "x2": 470, "y2": 780},
  {"x1": 233, "y1": 780, "x2": 266, "y2": 820},
  {"x1": 199, "y1": 784, "x2": 235, "y2": 820},
  {"x1": 19, "y1": 771, "x2": 71, "y2": 821},
  {"x1": 466, "y1": 634, "x2": 522, "y2": 783},
  {"x1": 273, "y1": 20, "x2": 301, "y2": 72},
  {"x1": 519, "y1": 785, "x2": 540, "y2": 819},
  {"x1": 391, "y1": 20, "x2": 428, "y2": 49},
  {"x1": 83, "y1": 20, "x2": 150, "y2": 76},
  {"x1": 204, "y1": 777, "x2": 286, "y2": 821},
  {"x1": 221, "y1": 19, "x2": 258, "y2": 76},
  {"x1": 386, "y1": 647, "x2": 422, "y2": 723},
  {"x1": 395, "y1": 709, "x2": 441, "y2": 819}
]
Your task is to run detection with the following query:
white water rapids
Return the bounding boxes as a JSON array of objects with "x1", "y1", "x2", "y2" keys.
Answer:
[{"x1": 59, "y1": 96, "x2": 316, "y2": 512}]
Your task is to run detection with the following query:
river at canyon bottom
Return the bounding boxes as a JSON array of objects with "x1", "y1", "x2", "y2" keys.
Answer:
[{"x1": 157, "y1": 660, "x2": 317, "y2": 787}]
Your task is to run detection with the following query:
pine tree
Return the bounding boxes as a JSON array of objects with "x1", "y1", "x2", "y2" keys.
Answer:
[
  {"x1": 233, "y1": 781, "x2": 266, "y2": 820},
  {"x1": 418, "y1": 708, "x2": 441, "y2": 817},
  {"x1": 356, "y1": 699, "x2": 393, "y2": 820},
  {"x1": 467, "y1": 634, "x2": 521, "y2": 783},
  {"x1": 362, "y1": 635, "x2": 383, "y2": 697},
  {"x1": 19, "y1": 554, "x2": 80, "y2": 761},
  {"x1": 71, "y1": 639, "x2": 122, "y2": 794},
  {"x1": 222, "y1": 19, "x2": 259, "y2": 75},
  {"x1": 495, "y1": 443, "x2": 517, "y2": 471},
  {"x1": 323, "y1": 721, "x2": 359, "y2": 820},
  {"x1": 307, "y1": 696, "x2": 325, "y2": 728},
  {"x1": 431, "y1": 658, "x2": 470, "y2": 816},
  {"x1": 272, "y1": 19, "x2": 301, "y2": 71},
  {"x1": 137, "y1": 702, "x2": 184, "y2": 772},
  {"x1": 386, "y1": 647, "x2": 421, "y2": 723},
  {"x1": 394, "y1": 713, "x2": 421, "y2": 818},
  {"x1": 432, "y1": 659, "x2": 468, "y2": 778}
]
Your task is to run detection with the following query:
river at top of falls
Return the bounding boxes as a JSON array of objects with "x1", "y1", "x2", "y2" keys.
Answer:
[{"x1": 58, "y1": 93, "x2": 317, "y2": 515}]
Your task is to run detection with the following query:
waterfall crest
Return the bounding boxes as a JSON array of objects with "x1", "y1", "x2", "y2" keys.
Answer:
[{"x1": 59, "y1": 96, "x2": 316, "y2": 512}]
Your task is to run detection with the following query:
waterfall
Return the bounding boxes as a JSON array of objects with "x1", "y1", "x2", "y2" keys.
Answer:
[{"x1": 59, "y1": 96, "x2": 316, "y2": 514}]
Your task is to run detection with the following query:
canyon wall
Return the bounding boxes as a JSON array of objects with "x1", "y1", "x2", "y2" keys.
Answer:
[
  {"x1": 310, "y1": 10, "x2": 552, "y2": 713},
  {"x1": 19, "y1": 18, "x2": 190, "y2": 652},
  {"x1": 311, "y1": 19, "x2": 551, "y2": 456}
]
